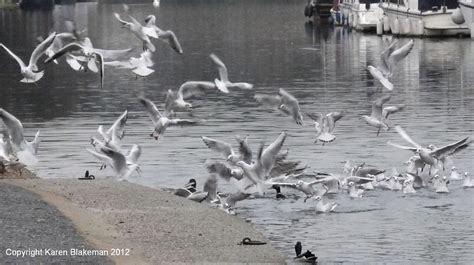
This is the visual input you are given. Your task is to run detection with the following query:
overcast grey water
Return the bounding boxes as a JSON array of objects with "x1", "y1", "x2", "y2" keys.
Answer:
[{"x1": 0, "y1": 0, "x2": 473, "y2": 263}]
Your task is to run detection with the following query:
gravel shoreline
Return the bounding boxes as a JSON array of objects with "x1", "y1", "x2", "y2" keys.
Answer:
[{"x1": 2, "y1": 179, "x2": 286, "y2": 264}]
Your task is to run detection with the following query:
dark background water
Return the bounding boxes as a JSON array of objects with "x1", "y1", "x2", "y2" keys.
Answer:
[{"x1": 1, "y1": 1, "x2": 473, "y2": 263}]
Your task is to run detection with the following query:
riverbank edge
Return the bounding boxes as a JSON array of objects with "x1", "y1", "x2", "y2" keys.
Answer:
[{"x1": 2, "y1": 179, "x2": 286, "y2": 264}]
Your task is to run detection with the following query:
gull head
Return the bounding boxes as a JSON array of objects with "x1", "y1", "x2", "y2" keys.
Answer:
[
  {"x1": 144, "y1": 15, "x2": 156, "y2": 25},
  {"x1": 451, "y1": 166, "x2": 456, "y2": 171},
  {"x1": 348, "y1": 182, "x2": 355, "y2": 187},
  {"x1": 296, "y1": 180, "x2": 304, "y2": 187},
  {"x1": 427, "y1": 144, "x2": 435, "y2": 150},
  {"x1": 464, "y1": 172, "x2": 469, "y2": 177},
  {"x1": 314, "y1": 196, "x2": 322, "y2": 201}
]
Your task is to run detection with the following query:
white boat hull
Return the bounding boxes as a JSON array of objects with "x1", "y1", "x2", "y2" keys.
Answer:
[
  {"x1": 339, "y1": 3, "x2": 383, "y2": 30},
  {"x1": 459, "y1": 0, "x2": 474, "y2": 33},
  {"x1": 381, "y1": 3, "x2": 470, "y2": 36}
]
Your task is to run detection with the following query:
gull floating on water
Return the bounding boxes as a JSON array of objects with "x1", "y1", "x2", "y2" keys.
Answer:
[
  {"x1": 462, "y1": 172, "x2": 474, "y2": 188},
  {"x1": 361, "y1": 95, "x2": 404, "y2": 136},
  {"x1": 402, "y1": 178, "x2": 416, "y2": 194},
  {"x1": 254, "y1": 88, "x2": 303, "y2": 125},
  {"x1": 449, "y1": 166, "x2": 462, "y2": 181},
  {"x1": 313, "y1": 195, "x2": 338, "y2": 213},
  {"x1": 306, "y1": 111, "x2": 345, "y2": 144},
  {"x1": 209, "y1": 53, "x2": 254, "y2": 91},
  {"x1": 435, "y1": 175, "x2": 449, "y2": 193},
  {"x1": 348, "y1": 182, "x2": 364, "y2": 198},
  {"x1": 139, "y1": 97, "x2": 199, "y2": 140},
  {"x1": 144, "y1": 15, "x2": 183, "y2": 54},
  {"x1": 0, "y1": 32, "x2": 56, "y2": 83}
]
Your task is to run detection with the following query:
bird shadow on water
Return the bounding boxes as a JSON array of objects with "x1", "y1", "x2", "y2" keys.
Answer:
[{"x1": 422, "y1": 203, "x2": 454, "y2": 210}]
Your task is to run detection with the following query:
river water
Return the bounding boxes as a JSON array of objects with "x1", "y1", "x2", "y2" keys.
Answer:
[{"x1": 1, "y1": 0, "x2": 473, "y2": 263}]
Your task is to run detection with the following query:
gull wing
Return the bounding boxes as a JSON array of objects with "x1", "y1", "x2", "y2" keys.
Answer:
[
  {"x1": 142, "y1": 26, "x2": 159, "y2": 39},
  {"x1": 279, "y1": 88, "x2": 302, "y2": 125},
  {"x1": 178, "y1": 81, "x2": 216, "y2": 99},
  {"x1": 158, "y1": 30, "x2": 183, "y2": 54},
  {"x1": 394, "y1": 126, "x2": 422, "y2": 149},
  {"x1": 387, "y1": 39, "x2": 414, "y2": 75},
  {"x1": 379, "y1": 39, "x2": 399, "y2": 75},
  {"x1": 387, "y1": 141, "x2": 417, "y2": 152},
  {"x1": 0, "y1": 44, "x2": 26, "y2": 69},
  {"x1": 139, "y1": 97, "x2": 162, "y2": 124},
  {"x1": 86, "y1": 148, "x2": 114, "y2": 168},
  {"x1": 430, "y1": 137, "x2": 471, "y2": 159},
  {"x1": 100, "y1": 147, "x2": 127, "y2": 174},
  {"x1": 168, "y1": 119, "x2": 198, "y2": 127},
  {"x1": 254, "y1": 94, "x2": 282, "y2": 110},
  {"x1": 209, "y1": 53, "x2": 229, "y2": 83},
  {"x1": 201, "y1": 136, "x2": 234, "y2": 158},
  {"x1": 203, "y1": 174, "x2": 218, "y2": 201},
  {"x1": 92, "y1": 47, "x2": 134, "y2": 61},
  {"x1": 29, "y1": 32, "x2": 56, "y2": 69},
  {"x1": 0, "y1": 108, "x2": 25, "y2": 148},
  {"x1": 368, "y1": 66, "x2": 393, "y2": 91},
  {"x1": 236, "y1": 135, "x2": 252, "y2": 164},
  {"x1": 382, "y1": 104, "x2": 405, "y2": 119},
  {"x1": 306, "y1": 112, "x2": 323, "y2": 124},
  {"x1": 206, "y1": 161, "x2": 240, "y2": 181},
  {"x1": 261, "y1": 132, "x2": 287, "y2": 175},
  {"x1": 126, "y1": 144, "x2": 142, "y2": 163},
  {"x1": 44, "y1": 43, "x2": 84, "y2": 64},
  {"x1": 107, "y1": 110, "x2": 128, "y2": 140},
  {"x1": 114, "y1": 13, "x2": 129, "y2": 26},
  {"x1": 371, "y1": 95, "x2": 391, "y2": 120}
]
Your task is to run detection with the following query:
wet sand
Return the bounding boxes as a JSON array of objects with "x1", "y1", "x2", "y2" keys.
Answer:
[{"x1": 2, "y1": 179, "x2": 285, "y2": 264}]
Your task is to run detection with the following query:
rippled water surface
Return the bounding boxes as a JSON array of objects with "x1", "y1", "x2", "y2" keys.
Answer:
[{"x1": 1, "y1": 1, "x2": 473, "y2": 263}]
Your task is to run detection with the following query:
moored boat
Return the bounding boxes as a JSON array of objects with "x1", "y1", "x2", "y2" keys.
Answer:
[
  {"x1": 339, "y1": 0, "x2": 383, "y2": 30},
  {"x1": 381, "y1": 0, "x2": 470, "y2": 37},
  {"x1": 457, "y1": 0, "x2": 474, "y2": 37}
]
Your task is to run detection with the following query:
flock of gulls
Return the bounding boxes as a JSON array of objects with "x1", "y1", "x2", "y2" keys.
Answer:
[{"x1": 0, "y1": 2, "x2": 473, "y2": 262}]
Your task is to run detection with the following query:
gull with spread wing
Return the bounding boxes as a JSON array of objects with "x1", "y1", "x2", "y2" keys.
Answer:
[
  {"x1": 105, "y1": 51, "x2": 154, "y2": 77},
  {"x1": 139, "y1": 97, "x2": 198, "y2": 140},
  {"x1": 388, "y1": 126, "x2": 471, "y2": 175},
  {"x1": 0, "y1": 32, "x2": 56, "y2": 83},
  {"x1": 361, "y1": 95, "x2": 404, "y2": 136},
  {"x1": 201, "y1": 135, "x2": 252, "y2": 164},
  {"x1": 87, "y1": 146, "x2": 140, "y2": 181},
  {"x1": 144, "y1": 15, "x2": 183, "y2": 54},
  {"x1": 114, "y1": 13, "x2": 156, "y2": 52},
  {"x1": 209, "y1": 53, "x2": 253, "y2": 91},
  {"x1": 306, "y1": 111, "x2": 345, "y2": 144},
  {"x1": 165, "y1": 80, "x2": 229, "y2": 113},
  {"x1": 254, "y1": 88, "x2": 303, "y2": 125},
  {"x1": 0, "y1": 108, "x2": 40, "y2": 166}
]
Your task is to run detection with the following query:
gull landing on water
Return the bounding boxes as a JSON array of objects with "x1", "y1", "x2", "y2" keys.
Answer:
[
  {"x1": 361, "y1": 95, "x2": 404, "y2": 136},
  {"x1": 0, "y1": 32, "x2": 56, "y2": 83},
  {"x1": 139, "y1": 97, "x2": 199, "y2": 140},
  {"x1": 463, "y1": 172, "x2": 474, "y2": 188},
  {"x1": 0, "y1": 109, "x2": 40, "y2": 166},
  {"x1": 306, "y1": 111, "x2": 345, "y2": 144},
  {"x1": 313, "y1": 195, "x2": 338, "y2": 213},
  {"x1": 388, "y1": 125, "x2": 471, "y2": 175},
  {"x1": 209, "y1": 53, "x2": 254, "y2": 92},
  {"x1": 254, "y1": 88, "x2": 303, "y2": 125}
]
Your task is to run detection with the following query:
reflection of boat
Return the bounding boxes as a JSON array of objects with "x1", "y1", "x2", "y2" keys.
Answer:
[
  {"x1": 458, "y1": 0, "x2": 474, "y2": 36},
  {"x1": 330, "y1": 0, "x2": 344, "y2": 26},
  {"x1": 339, "y1": 0, "x2": 383, "y2": 30},
  {"x1": 305, "y1": 0, "x2": 334, "y2": 21},
  {"x1": 19, "y1": 0, "x2": 54, "y2": 9},
  {"x1": 381, "y1": 0, "x2": 470, "y2": 36}
]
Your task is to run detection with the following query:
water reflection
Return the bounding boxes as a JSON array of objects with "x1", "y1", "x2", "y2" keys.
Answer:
[{"x1": 0, "y1": 0, "x2": 473, "y2": 263}]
